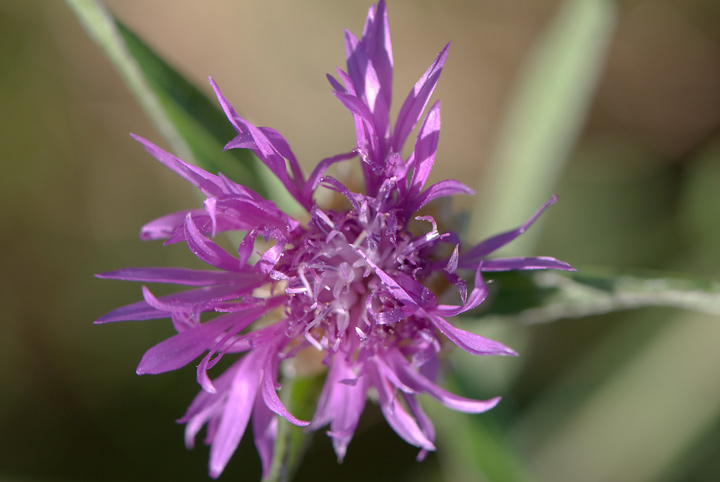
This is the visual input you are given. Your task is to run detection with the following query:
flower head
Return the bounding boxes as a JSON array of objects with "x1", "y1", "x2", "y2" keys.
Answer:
[{"x1": 97, "y1": 1, "x2": 573, "y2": 478}]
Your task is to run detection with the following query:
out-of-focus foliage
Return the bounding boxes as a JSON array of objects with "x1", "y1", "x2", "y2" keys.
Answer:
[{"x1": 2, "y1": 0, "x2": 720, "y2": 481}]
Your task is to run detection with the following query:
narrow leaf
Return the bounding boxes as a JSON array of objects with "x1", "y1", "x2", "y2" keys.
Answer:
[
  {"x1": 65, "y1": 0, "x2": 271, "y2": 198},
  {"x1": 475, "y1": 268, "x2": 720, "y2": 325},
  {"x1": 426, "y1": 375, "x2": 535, "y2": 482},
  {"x1": 469, "y1": 0, "x2": 617, "y2": 253}
]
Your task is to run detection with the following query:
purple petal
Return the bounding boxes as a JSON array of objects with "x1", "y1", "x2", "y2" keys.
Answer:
[
  {"x1": 326, "y1": 73, "x2": 346, "y2": 93},
  {"x1": 140, "y1": 210, "x2": 202, "y2": 241},
  {"x1": 184, "y1": 215, "x2": 241, "y2": 272},
  {"x1": 180, "y1": 363, "x2": 240, "y2": 448},
  {"x1": 131, "y1": 134, "x2": 223, "y2": 196},
  {"x1": 411, "y1": 179, "x2": 475, "y2": 212},
  {"x1": 390, "y1": 349, "x2": 502, "y2": 413},
  {"x1": 209, "y1": 348, "x2": 265, "y2": 478},
  {"x1": 345, "y1": 27, "x2": 390, "y2": 143},
  {"x1": 195, "y1": 307, "x2": 284, "y2": 393},
  {"x1": 311, "y1": 356, "x2": 367, "y2": 462},
  {"x1": 481, "y1": 256, "x2": 575, "y2": 272},
  {"x1": 403, "y1": 394, "x2": 435, "y2": 461},
  {"x1": 460, "y1": 195, "x2": 558, "y2": 266},
  {"x1": 329, "y1": 388, "x2": 367, "y2": 462},
  {"x1": 96, "y1": 267, "x2": 260, "y2": 287},
  {"x1": 209, "y1": 76, "x2": 246, "y2": 134},
  {"x1": 223, "y1": 119, "x2": 305, "y2": 205},
  {"x1": 369, "y1": 360, "x2": 435, "y2": 451},
  {"x1": 375, "y1": 306, "x2": 415, "y2": 325},
  {"x1": 361, "y1": 0, "x2": 393, "y2": 110},
  {"x1": 318, "y1": 177, "x2": 362, "y2": 213},
  {"x1": 429, "y1": 313, "x2": 517, "y2": 356},
  {"x1": 352, "y1": 248, "x2": 421, "y2": 310},
  {"x1": 214, "y1": 198, "x2": 294, "y2": 233},
  {"x1": 310, "y1": 355, "x2": 352, "y2": 429},
  {"x1": 260, "y1": 361, "x2": 310, "y2": 426},
  {"x1": 434, "y1": 266, "x2": 488, "y2": 317},
  {"x1": 445, "y1": 245, "x2": 460, "y2": 274},
  {"x1": 95, "y1": 284, "x2": 245, "y2": 323},
  {"x1": 373, "y1": 355, "x2": 419, "y2": 395},
  {"x1": 252, "y1": 396, "x2": 278, "y2": 479},
  {"x1": 392, "y1": 272, "x2": 438, "y2": 309},
  {"x1": 391, "y1": 43, "x2": 450, "y2": 153},
  {"x1": 409, "y1": 100, "x2": 441, "y2": 196},
  {"x1": 304, "y1": 151, "x2": 357, "y2": 201},
  {"x1": 136, "y1": 314, "x2": 241, "y2": 375},
  {"x1": 259, "y1": 127, "x2": 304, "y2": 183},
  {"x1": 334, "y1": 92, "x2": 378, "y2": 147}
]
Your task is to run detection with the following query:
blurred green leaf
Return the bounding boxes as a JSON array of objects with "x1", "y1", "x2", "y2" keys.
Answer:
[
  {"x1": 65, "y1": 0, "x2": 290, "y2": 205},
  {"x1": 470, "y1": 0, "x2": 617, "y2": 253},
  {"x1": 474, "y1": 268, "x2": 720, "y2": 325},
  {"x1": 428, "y1": 378, "x2": 535, "y2": 482},
  {"x1": 264, "y1": 374, "x2": 324, "y2": 482}
]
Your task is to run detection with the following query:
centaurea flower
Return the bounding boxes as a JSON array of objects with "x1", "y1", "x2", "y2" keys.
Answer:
[{"x1": 97, "y1": 1, "x2": 573, "y2": 478}]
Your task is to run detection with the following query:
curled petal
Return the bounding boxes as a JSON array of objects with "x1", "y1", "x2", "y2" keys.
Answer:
[
  {"x1": 435, "y1": 265, "x2": 488, "y2": 317},
  {"x1": 389, "y1": 349, "x2": 501, "y2": 413},
  {"x1": 429, "y1": 313, "x2": 516, "y2": 356},
  {"x1": 370, "y1": 361, "x2": 435, "y2": 452},
  {"x1": 260, "y1": 364, "x2": 310, "y2": 427},
  {"x1": 184, "y1": 215, "x2": 241, "y2": 272},
  {"x1": 411, "y1": 179, "x2": 475, "y2": 212}
]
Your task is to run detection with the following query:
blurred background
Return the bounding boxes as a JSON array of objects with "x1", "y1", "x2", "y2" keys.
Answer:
[{"x1": 2, "y1": 0, "x2": 720, "y2": 481}]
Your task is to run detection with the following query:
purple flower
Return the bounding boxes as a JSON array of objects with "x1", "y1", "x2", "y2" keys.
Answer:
[{"x1": 97, "y1": 1, "x2": 573, "y2": 478}]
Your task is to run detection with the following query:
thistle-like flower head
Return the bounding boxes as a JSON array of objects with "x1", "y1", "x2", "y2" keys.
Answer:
[{"x1": 97, "y1": 1, "x2": 573, "y2": 478}]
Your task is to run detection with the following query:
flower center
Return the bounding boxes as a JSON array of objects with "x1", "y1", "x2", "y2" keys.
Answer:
[{"x1": 277, "y1": 202, "x2": 444, "y2": 356}]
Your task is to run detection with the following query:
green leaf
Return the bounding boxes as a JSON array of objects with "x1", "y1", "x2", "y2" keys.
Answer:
[
  {"x1": 469, "y1": 0, "x2": 617, "y2": 253},
  {"x1": 65, "y1": 0, "x2": 302, "y2": 211},
  {"x1": 263, "y1": 374, "x2": 324, "y2": 482},
  {"x1": 474, "y1": 268, "x2": 720, "y2": 325}
]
